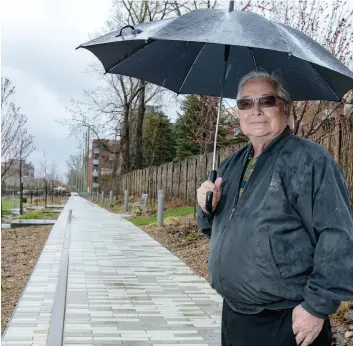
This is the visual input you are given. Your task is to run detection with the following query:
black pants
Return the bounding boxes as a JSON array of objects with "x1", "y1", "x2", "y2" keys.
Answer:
[{"x1": 221, "y1": 300, "x2": 332, "y2": 346}]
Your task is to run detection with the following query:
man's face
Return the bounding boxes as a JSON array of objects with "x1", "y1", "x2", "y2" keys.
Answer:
[{"x1": 237, "y1": 78, "x2": 287, "y2": 139}]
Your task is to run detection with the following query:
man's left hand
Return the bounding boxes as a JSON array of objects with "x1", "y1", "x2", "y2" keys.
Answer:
[{"x1": 292, "y1": 304, "x2": 324, "y2": 346}]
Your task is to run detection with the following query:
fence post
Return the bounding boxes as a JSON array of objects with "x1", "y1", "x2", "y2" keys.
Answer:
[
  {"x1": 101, "y1": 191, "x2": 104, "y2": 203},
  {"x1": 124, "y1": 190, "x2": 129, "y2": 211},
  {"x1": 109, "y1": 191, "x2": 113, "y2": 204},
  {"x1": 157, "y1": 190, "x2": 164, "y2": 227}
]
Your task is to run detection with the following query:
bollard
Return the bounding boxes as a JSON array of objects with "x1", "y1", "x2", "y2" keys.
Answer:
[
  {"x1": 109, "y1": 191, "x2": 113, "y2": 204},
  {"x1": 157, "y1": 190, "x2": 164, "y2": 227},
  {"x1": 124, "y1": 190, "x2": 128, "y2": 211}
]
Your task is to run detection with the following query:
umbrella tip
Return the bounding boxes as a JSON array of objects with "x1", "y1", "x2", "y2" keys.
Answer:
[{"x1": 75, "y1": 45, "x2": 81, "y2": 50}]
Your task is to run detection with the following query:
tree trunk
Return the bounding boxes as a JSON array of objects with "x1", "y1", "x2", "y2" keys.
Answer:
[
  {"x1": 19, "y1": 160, "x2": 23, "y2": 215},
  {"x1": 45, "y1": 181, "x2": 48, "y2": 208},
  {"x1": 134, "y1": 80, "x2": 145, "y2": 170},
  {"x1": 333, "y1": 110, "x2": 341, "y2": 164},
  {"x1": 121, "y1": 104, "x2": 130, "y2": 173},
  {"x1": 111, "y1": 150, "x2": 119, "y2": 179}
]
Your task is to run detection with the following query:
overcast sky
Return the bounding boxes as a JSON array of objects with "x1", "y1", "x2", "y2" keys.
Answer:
[{"x1": 1, "y1": 0, "x2": 119, "y2": 180}]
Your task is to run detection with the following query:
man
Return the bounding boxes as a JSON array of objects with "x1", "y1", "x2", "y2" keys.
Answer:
[{"x1": 197, "y1": 70, "x2": 353, "y2": 346}]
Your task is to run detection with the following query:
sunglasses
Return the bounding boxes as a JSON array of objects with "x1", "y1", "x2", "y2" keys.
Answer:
[{"x1": 236, "y1": 95, "x2": 283, "y2": 110}]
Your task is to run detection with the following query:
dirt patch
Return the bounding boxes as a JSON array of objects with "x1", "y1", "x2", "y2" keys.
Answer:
[
  {"x1": 1, "y1": 226, "x2": 51, "y2": 335},
  {"x1": 142, "y1": 216, "x2": 210, "y2": 280}
]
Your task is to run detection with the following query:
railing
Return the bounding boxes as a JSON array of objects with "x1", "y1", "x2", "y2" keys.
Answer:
[{"x1": 46, "y1": 209, "x2": 72, "y2": 346}]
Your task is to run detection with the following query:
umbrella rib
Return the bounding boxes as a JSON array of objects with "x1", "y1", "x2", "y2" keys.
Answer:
[
  {"x1": 105, "y1": 39, "x2": 157, "y2": 74},
  {"x1": 177, "y1": 42, "x2": 207, "y2": 94},
  {"x1": 306, "y1": 61, "x2": 340, "y2": 101},
  {"x1": 248, "y1": 48, "x2": 258, "y2": 70}
]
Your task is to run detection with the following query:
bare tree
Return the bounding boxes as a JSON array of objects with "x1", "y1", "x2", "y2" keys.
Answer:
[
  {"x1": 67, "y1": 0, "x2": 264, "y2": 180},
  {"x1": 1, "y1": 77, "x2": 35, "y2": 183},
  {"x1": 66, "y1": 73, "x2": 161, "y2": 174},
  {"x1": 66, "y1": 154, "x2": 84, "y2": 191},
  {"x1": 49, "y1": 162, "x2": 58, "y2": 203},
  {"x1": 18, "y1": 134, "x2": 35, "y2": 214},
  {"x1": 266, "y1": 0, "x2": 352, "y2": 163},
  {"x1": 255, "y1": 0, "x2": 352, "y2": 132},
  {"x1": 116, "y1": 0, "x2": 221, "y2": 169},
  {"x1": 40, "y1": 153, "x2": 50, "y2": 208}
]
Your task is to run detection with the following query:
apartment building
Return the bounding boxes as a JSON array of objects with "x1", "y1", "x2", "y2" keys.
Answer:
[
  {"x1": 1, "y1": 160, "x2": 35, "y2": 188},
  {"x1": 87, "y1": 139, "x2": 119, "y2": 192}
]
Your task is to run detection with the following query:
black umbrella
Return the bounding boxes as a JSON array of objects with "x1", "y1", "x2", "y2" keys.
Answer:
[{"x1": 78, "y1": 8, "x2": 353, "y2": 212}]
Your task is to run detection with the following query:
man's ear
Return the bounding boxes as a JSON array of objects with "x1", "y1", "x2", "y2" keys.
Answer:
[{"x1": 286, "y1": 103, "x2": 293, "y2": 117}]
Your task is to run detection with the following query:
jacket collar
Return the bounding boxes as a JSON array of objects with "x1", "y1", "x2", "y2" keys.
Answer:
[{"x1": 246, "y1": 126, "x2": 292, "y2": 159}]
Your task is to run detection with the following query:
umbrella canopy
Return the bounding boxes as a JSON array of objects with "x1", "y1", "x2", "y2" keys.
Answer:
[{"x1": 78, "y1": 8, "x2": 353, "y2": 101}]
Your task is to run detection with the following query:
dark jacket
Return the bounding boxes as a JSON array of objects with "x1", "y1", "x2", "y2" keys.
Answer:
[{"x1": 198, "y1": 127, "x2": 353, "y2": 318}]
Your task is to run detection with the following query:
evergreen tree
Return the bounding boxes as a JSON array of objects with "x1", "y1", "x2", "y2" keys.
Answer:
[
  {"x1": 142, "y1": 112, "x2": 175, "y2": 167},
  {"x1": 174, "y1": 95, "x2": 201, "y2": 160},
  {"x1": 174, "y1": 95, "x2": 237, "y2": 161}
]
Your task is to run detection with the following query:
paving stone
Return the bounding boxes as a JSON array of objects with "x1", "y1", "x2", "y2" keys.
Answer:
[{"x1": 2, "y1": 198, "x2": 222, "y2": 345}]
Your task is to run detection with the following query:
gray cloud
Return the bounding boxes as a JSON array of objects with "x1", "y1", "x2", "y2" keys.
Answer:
[{"x1": 1, "y1": 0, "x2": 112, "y2": 178}]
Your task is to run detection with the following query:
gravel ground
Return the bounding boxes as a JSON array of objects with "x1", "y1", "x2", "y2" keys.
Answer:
[{"x1": 1, "y1": 226, "x2": 51, "y2": 335}]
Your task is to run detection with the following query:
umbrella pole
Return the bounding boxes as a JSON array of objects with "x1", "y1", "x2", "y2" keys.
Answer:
[
  {"x1": 211, "y1": 97, "x2": 223, "y2": 172},
  {"x1": 205, "y1": 45, "x2": 230, "y2": 214}
]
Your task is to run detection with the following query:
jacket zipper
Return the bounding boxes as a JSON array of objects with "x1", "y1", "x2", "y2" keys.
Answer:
[
  {"x1": 214, "y1": 128, "x2": 292, "y2": 304},
  {"x1": 215, "y1": 205, "x2": 237, "y2": 310},
  {"x1": 214, "y1": 153, "x2": 255, "y2": 304}
]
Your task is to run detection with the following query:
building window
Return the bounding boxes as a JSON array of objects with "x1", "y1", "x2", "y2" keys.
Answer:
[
  {"x1": 93, "y1": 177, "x2": 99, "y2": 183},
  {"x1": 101, "y1": 143, "x2": 108, "y2": 152},
  {"x1": 94, "y1": 153, "x2": 99, "y2": 160},
  {"x1": 101, "y1": 168, "x2": 113, "y2": 176}
]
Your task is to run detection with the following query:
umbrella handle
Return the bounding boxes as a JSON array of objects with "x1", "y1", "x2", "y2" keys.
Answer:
[
  {"x1": 206, "y1": 170, "x2": 217, "y2": 214},
  {"x1": 116, "y1": 25, "x2": 142, "y2": 37}
]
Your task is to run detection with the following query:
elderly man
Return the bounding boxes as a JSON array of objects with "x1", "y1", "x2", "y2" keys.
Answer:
[{"x1": 197, "y1": 70, "x2": 353, "y2": 346}]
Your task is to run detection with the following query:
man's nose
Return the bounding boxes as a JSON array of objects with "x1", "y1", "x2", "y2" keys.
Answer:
[{"x1": 252, "y1": 100, "x2": 262, "y2": 116}]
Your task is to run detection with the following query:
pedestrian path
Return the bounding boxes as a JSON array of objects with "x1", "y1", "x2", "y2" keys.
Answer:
[{"x1": 2, "y1": 197, "x2": 222, "y2": 346}]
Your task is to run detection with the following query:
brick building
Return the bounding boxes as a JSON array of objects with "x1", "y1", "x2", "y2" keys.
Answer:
[{"x1": 87, "y1": 139, "x2": 119, "y2": 192}]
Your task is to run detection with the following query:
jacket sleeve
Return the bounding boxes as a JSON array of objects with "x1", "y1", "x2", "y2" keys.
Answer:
[
  {"x1": 301, "y1": 154, "x2": 353, "y2": 318},
  {"x1": 196, "y1": 153, "x2": 235, "y2": 239}
]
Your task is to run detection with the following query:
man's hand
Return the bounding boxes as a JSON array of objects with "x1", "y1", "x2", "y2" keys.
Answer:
[
  {"x1": 292, "y1": 304, "x2": 324, "y2": 346},
  {"x1": 197, "y1": 177, "x2": 223, "y2": 213}
]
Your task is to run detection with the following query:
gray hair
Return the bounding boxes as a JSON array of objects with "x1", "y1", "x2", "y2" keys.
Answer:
[{"x1": 237, "y1": 70, "x2": 292, "y2": 116}]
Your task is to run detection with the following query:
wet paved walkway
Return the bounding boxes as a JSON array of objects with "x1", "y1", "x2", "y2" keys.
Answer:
[{"x1": 2, "y1": 197, "x2": 222, "y2": 346}]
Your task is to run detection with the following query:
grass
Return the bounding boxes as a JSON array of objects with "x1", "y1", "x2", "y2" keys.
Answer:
[
  {"x1": 1, "y1": 198, "x2": 20, "y2": 215},
  {"x1": 129, "y1": 205, "x2": 195, "y2": 227},
  {"x1": 13, "y1": 211, "x2": 58, "y2": 220}
]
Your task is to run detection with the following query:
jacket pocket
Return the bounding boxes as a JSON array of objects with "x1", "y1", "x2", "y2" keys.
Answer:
[
  {"x1": 268, "y1": 227, "x2": 314, "y2": 279},
  {"x1": 265, "y1": 231, "x2": 282, "y2": 279},
  {"x1": 254, "y1": 230, "x2": 282, "y2": 280}
]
